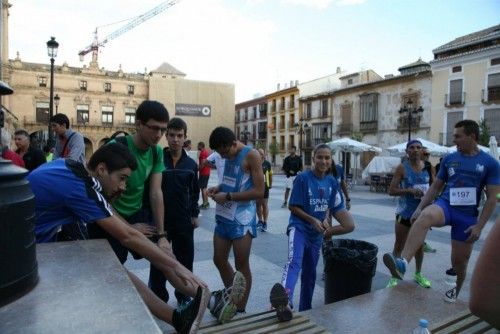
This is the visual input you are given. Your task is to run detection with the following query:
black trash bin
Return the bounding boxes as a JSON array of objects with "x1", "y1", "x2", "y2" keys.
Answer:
[{"x1": 323, "y1": 239, "x2": 378, "y2": 304}]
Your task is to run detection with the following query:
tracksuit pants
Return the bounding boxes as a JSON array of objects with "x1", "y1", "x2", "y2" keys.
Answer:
[{"x1": 281, "y1": 227, "x2": 321, "y2": 311}]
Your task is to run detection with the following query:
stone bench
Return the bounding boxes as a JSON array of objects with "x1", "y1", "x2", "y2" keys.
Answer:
[{"x1": 430, "y1": 310, "x2": 498, "y2": 333}]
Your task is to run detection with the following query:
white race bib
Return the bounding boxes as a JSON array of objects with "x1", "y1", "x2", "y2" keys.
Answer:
[
  {"x1": 413, "y1": 183, "x2": 430, "y2": 198},
  {"x1": 216, "y1": 201, "x2": 237, "y2": 220},
  {"x1": 450, "y1": 187, "x2": 476, "y2": 206}
]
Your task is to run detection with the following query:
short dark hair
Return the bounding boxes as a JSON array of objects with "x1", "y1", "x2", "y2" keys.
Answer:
[
  {"x1": 183, "y1": 139, "x2": 191, "y2": 148},
  {"x1": 88, "y1": 143, "x2": 137, "y2": 173},
  {"x1": 136, "y1": 100, "x2": 169, "y2": 123},
  {"x1": 209, "y1": 127, "x2": 236, "y2": 150},
  {"x1": 198, "y1": 141, "x2": 205, "y2": 149},
  {"x1": 167, "y1": 117, "x2": 187, "y2": 135},
  {"x1": 50, "y1": 114, "x2": 70, "y2": 128},
  {"x1": 291, "y1": 146, "x2": 297, "y2": 150},
  {"x1": 455, "y1": 119, "x2": 479, "y2": 141},
  {"x1": 14, "y1": 129, "x2": 30, "y2": 137}
]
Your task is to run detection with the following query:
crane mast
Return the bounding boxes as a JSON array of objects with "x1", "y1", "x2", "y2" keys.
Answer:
[{"x1": 78, "y1": 0, "x2": 180, "y2": 62}]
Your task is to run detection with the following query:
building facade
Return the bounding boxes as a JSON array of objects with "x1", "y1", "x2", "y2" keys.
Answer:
[
  {"x1": 1, "y1": 2, "x2": 235, "y2": 156},
  {"x1": 429, "y1": 24, "x2": 500, "y2": 145}
]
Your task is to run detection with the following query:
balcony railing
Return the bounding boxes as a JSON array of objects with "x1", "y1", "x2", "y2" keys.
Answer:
[
  {"x1": 445, "y1": 92, "x2": 466, "y2": 107},
  {"x1": 314, "y1": 137, "x2": 329, "y2": 146},
  {"x1": 338, "y1": 123, "x2": 353, "y2": 135},
  {"x1": 482, "y1": 87, "x2": 500, "y2": 103},
  {"x1": 360, "y1": 120, "x2": 378, "y2": 133}
]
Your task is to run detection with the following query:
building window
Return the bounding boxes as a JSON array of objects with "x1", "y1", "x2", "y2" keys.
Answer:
[
  {"x1": 38, "y1": 76, "x2": 47, "y2": 87},
  {"x1": 290, "y1": 94, "x2": 295, "y2": 109},
  {"x1": 251, "y1": 106, "x2": 256, "y2": 120},
  {"x1": 304, "y1": 102, "x2": 312, "y2": 119},
  {"x1": 104, "y1": 82, "x2": 112, "y2": 92},
  {"x1": 446, "y1": 111, "x2": 463, "y2": 145},
  {"x1": 272, "y1": 99, "x2": 276, "y2": 112},
  {"x1": 359, "y1": 94, "x2": 378, "y2": 132},
  {"x1": 101, "y1": 106, "x2": 114, "y2": 125},
  {"x1": 321, "y1": 99, "x2": 328, "y2": 118},
  {"x1": 76, "y1": 105, "x2": 89, "y2": 125},
  {"x1": 280, "y1": 97, "x2": 285, "y2": 110},
  {"x1": 80, "y1": 80, "x2": 87, "y2": 91},
  {"x1": 280, "y1": 115, "x2": 285, "y2": 130},
  {"x1": 449, "y1": 79, "x2": 463, "y2": 104},
  {"x1": 348, "y1": 79, "x2": 353, "y2": 85},
  {"x1": 452, "y1": 66, "x2": 462, "y2": 73},
  {"x1": 125, "y1": 107, "x2": 136, "y2": 124},
  {"x1": 128, "y1": 85, "x2": 135, "y2": 95},
  {"x1": 244, "y1": 108, "x2": 248, "y2": 121},
  {"x1": 484, "y1": 109, "x2": 500, "y2": 140},
  {"x1": 35, "y1": 102, "x2": 49, "y2": 123},
  {"x1": 280, "y1": 135, "x2": 285, "y2": 150},
  {"x1": 259, "y1": 103, "x2": 267, "y2": 118},
  {"x1": 487, "y1": 73, "x2": 500, "y2": 101},
  {"x1": 491, "y1": 57, "x2": 500, "y2": 66}
]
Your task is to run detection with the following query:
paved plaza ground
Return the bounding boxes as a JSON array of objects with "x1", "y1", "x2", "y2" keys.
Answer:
[{"x1": 125, "y1": 170, "x2": 496, "y2": 327}]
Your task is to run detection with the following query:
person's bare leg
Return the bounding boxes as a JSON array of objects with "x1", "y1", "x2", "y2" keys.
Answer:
[
  {"x1": 256, "y1": 199, "x2": 264, "y2": 222},
  {"x1": 415, "y1": 245, "x2": 425, "y2": 273},
  {"x1": 202, "y1": 188, "x2": 208, "y2": 205},
  {"x1": 263, "y1": 199, "x2": 269, "y2": 222},
  {"x1": 393, "y1": 221, "x2": 409, "y2": 257},
  {"x1": 401, "y1": 205, "x2": 445, "y2": 263},
  {"x1": 283, "y1": 188, "x2": 290, "y2": 204},
  {"x1": 213, "y1": 233, "x2": 235, "y2": 287},
  {"x1": 451, "y1": 240, "x2": 474, "y2": 296},
  {"x1": 158, "y1": 263, "x2": 198, "y2": 298},
  {"x1": 232, "y1": 233, "x2": 253, "y2": 310},
  {"x1": 126, "y1": 270, "x2": 174, "y2": 324}
]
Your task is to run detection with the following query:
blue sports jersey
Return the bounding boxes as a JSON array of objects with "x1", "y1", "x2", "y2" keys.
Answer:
[
  {"x1": 437, "y1": 150, "x2": 500, "y2": 216},
  {"x1": 396, "y1": 160, "x2": 430, "y2": 219},
  {"x1": 215, "y1": 146, "x2": 256, "y2": 226},
  {"x1": 27, "y1": 159, "x2": 113, "y2": 242},
  {"x1": 287, "y1": 170, "x2": 345, "y2": 240}
]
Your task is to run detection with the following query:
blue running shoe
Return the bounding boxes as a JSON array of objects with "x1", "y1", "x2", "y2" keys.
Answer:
[{"x1": 383, "y1": 253, "x2": 406, "y2": 280}]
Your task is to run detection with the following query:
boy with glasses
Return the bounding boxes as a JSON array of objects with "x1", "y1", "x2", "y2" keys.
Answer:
[{"x1": 88, "y1": 100, "x2": 173, "y2": 264}]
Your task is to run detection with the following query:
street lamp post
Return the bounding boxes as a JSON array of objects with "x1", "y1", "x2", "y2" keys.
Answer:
[
  {"x1": 295, "y1": 117, "x2": 309, "y2": 161},
  {"x1": 54, "y1": 94, "x2": 60, "y2": 114},
  {"x1": 46, "y1": 37, "x2": 59, "y2": 146},
  {"x1": 398, "y1": 98, "x2": 423, "y2": 142}
]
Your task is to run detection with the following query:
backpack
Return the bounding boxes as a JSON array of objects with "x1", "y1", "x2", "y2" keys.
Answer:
[{"x1": 108, "y1": 131, "x2": 159, "y2": 208}]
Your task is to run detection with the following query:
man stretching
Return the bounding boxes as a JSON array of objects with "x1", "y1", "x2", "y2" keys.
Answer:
[{"x1": 383, "y1": 120, "x2": 499, "y2": 303}]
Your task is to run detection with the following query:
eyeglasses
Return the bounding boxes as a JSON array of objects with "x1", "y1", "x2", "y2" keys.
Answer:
[{"x1": 142, "y1": 123, "x2": 168, "y2": 134}]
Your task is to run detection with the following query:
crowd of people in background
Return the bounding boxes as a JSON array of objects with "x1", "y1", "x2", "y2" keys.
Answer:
[{"x1": 1, "y1": 100, "x2": 499, "y2": 332}]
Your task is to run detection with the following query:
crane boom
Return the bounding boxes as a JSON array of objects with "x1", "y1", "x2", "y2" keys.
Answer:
[{"x1": 78, "y1": 0, "x2": 180, "y2": 61}]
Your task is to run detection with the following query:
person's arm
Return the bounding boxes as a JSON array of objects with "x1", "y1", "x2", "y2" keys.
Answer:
[
  {"x1": 282, "y1": 157, "x2": 290, "y2": 176},
  {"x1": 469, "y1": 216, "x2": 500, "y2": 329},
  {"x1": 33, "y1": 149, "x2": 47, "y2": 168},
  {"x1": 409, "y1": 177, "x2": 445, "y2": 223},
  {"x1": 465, "y1": 184, "x2": 500, "y2": 242},
  {"x1": 289, "y1": 205, "x2": 325, "y2": 234},
  {"x1": 211, "y1": 150, "x2": 264, "y2": 203},
  {"x1": 429, "y1": 165, "x2": 436, "y2": 184},
  {"x1": 190, "y1": 163, "x2": 200, "y2": 227},
  {"x1": 388, "y1": 164, "x2": 416, "y2": 197},
  {"x1": 149, "y1": 172, "x2": 172, "y2": 254},
  {"x1": 67, "y1": 132, "x2": 85, "y2": 162},
  {"x1": 325, "y1": 209, "x2": 355, "y2": 238},
  {"x1": 96, "y1": 215, "x2": 206, "y2": 290},
  {"x1": 269, "y1": 166, "x2": 273, "y2": 188}
]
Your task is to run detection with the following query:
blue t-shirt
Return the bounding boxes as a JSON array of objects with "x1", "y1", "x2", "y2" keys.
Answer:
[
  {"x1": 437, "y1": 150, "x2": 500, "y2": 216},
  {"x1": 334, "y1": 164, "x2": 344, "y2": 184},
  {"x1": 288, "y1": 170, "x2": 345, "y2": 240},
  {"x1": 27, "y1": 159, "x2": 113, "y2": 242}
]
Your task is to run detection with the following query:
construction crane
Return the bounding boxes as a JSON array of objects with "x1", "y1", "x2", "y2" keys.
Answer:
[{"x1": 78, "y1": 0, "x2": 180, "y2": 62}]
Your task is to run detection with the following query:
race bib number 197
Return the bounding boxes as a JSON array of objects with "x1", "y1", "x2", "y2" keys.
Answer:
[{"x1": 450, "y1": 187, "x2": 476, "y2": 206}]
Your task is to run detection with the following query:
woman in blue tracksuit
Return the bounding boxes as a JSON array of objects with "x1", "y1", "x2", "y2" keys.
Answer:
[{"x1": 281, "y1": 144, "x2": 355, "y2": 311}]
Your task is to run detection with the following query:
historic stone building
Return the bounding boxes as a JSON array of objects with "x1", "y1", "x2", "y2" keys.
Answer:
[
  {"x1": 429, "y1": 24, "x2": 500, "y2": 145},
  {"x1": 1, "y1": 1, "x2": 234, "y2": 156}
]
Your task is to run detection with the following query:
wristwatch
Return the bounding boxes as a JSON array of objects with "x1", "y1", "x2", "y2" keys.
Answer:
[{"x1": 226, "y1": 192, "x2": 232, "y2": 201}]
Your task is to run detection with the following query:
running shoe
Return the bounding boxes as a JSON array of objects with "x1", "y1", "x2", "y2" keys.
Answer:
[
  {"x1": 414, "y1": 272, "x2": 431, "y2": 288},
  {"x1": 444, "y1": 286, "x2": 457, "y2": 303},
  {"x1": 383, "y1": 253, "x2": 406, "y2": 280},
  {"x1": 386, "y1": 277, "x2": 399, "y2": 288},
  {"x1": 269, "y1": 283, "x2": 293, "y2": 322},
  {"x1": 209, "y1": 271, "x2": 246, "y2": 324},
  {"x1": 172, "y1": 286, "x2": 210, "y2": 334},
  {"x1": 281, "y1": 202, "x2": 287, "y2": 208},
  {"x1": 261, "y1": 222, "x2": 267, "y2": 232}
]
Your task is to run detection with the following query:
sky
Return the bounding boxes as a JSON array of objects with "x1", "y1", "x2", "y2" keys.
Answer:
[{"x1": 6, "y1": 0, "x2": 500, "y2": 102}]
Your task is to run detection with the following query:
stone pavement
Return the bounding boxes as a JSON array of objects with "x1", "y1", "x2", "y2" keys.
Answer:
[{"x1": 125, "y1": 170, "x2": 496, "y2": 329}]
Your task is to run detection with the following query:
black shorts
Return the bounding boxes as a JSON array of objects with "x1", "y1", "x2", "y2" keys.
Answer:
[
  {"x1": 198, "y1": 175, "x2": 209, "y2": 189},
  {"x1": 263, "y1": 186, "x2": 270, "y2": 199},
  {"x1": 396, "y1": 214, "x2": 411, "y2": 228}
]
